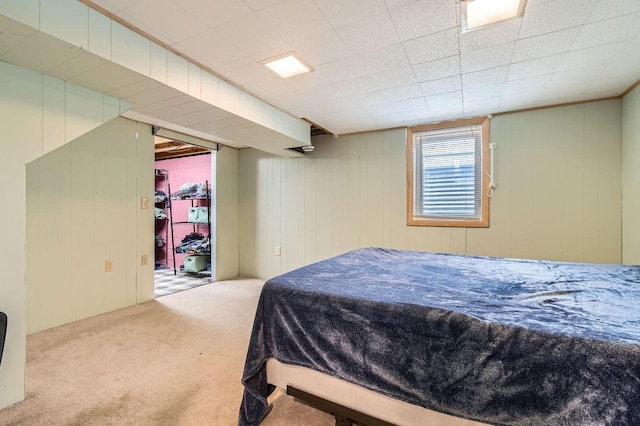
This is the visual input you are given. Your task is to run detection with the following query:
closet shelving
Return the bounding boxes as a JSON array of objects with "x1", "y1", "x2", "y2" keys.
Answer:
[
  {"x1": 154, "y1": 169, "x2": 169, "y2": 269},
  {"x1": 167, "y1": 180, "x2": 211, "y2": 276}
]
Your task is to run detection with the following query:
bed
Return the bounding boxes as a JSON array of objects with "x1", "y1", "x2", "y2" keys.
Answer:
[{"x1": 238, "y1": 247, "x2": 640, "y2": 425}]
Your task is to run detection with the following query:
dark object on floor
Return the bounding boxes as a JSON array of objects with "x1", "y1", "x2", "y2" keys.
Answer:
[
  {"x1": 287, "y1": 386, "x2": 394, "y2": 426},
  {"x1": 0, "y1": 311, "x2": 7, "y2": 366}
]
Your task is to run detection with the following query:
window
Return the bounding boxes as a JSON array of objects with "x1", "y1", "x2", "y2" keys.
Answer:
[{"x1": 407, "y1": 117, "x2": 490, "y2": 227}]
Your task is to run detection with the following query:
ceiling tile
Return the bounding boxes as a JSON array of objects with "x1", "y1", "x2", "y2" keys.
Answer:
[
  {"x1": 335, "y1": 14, "x2": 400, "y2": 55},
  {"x1": 349, "y1": 90, "x2": 389, "y2": 107},
  {"x1": 314, "y1": 56, "x2": 368, "y2": 83},
  {"x1": 425, "y1": 90, "x2": 462, "y2": 107},
  {"x1": 558, "y1": 41, "x2": 627, "y2": 71},
  {"x1": 355, "y1": 43, "x2": 410, "y2": 74},
  {"x1": 461, "y1": 66, "x2": 509, "y2": 90},
  {"x1": 287, "y1": 71, "x2": 332, "y2": 92},
  {"x1": 369, "y1": 66, "x2": 417, "y2": 89},
  {"x1": 256, "y1": 0, "x2": 331, "y2": 42},
  {"x1": 383, "y1": 83, "x2": 422, "y2": 102},
  {"x1": 91, "y1": 0, "x2": 141, "y2": 13},
  {"x1": 46, "y1": 52, "x2": 107, "y2": 82},
  {"x1": 290, "y1": 30, "x2": 351, "y2": 67},
  {"x1": 391, "y1": 96, "x2": 428, "y2": 113},
  {"x1": 429, "y1": 103, "x2": 463, "y2": 120},
  {"x1": 463, "y1": 83, "x2": 505, "y2": 102},
  {"x1": 503, "y1": 75, "x2": 552, "y2": 97},
  {"x1": 507, "y1": 54, "x2": 564, "y2": 81},
  {"x1": 460, "y1": 42, "x2": 515, "y2": 73},
  {"x1": 215, "y1": 57, "x2": 273, "y2": 86},
  {"x1": 403, "y1": 28, "x2": 459, "y2": 64},
  {"x1": 177, "y1": 29, "x2": 248, "y2": 68},
  {"x1": 121, "y1": 0, "x2": 208, "y2": 44},
  {"x1": 389, "y1": 0, "x2": 457, "y2": 42},
  {"x1": 334, "y1": 75, "x2": 381, "y2": 97},
  {"x1": 243, "y1": 0, "x2": 283, "y2": 11},
  {"x1": 587, "y1": 0, "x2": 640, "y2": 23},
  {"x1": 180, "y1": 0, "x2": 251, "y2": 28},
  {"x1": 547, "y1": 64, "x2": 606, "y2": 88},
  {"x1": 2, "y1": 32, "x2": 85, "y2": 74},
  {"x1": 571, "y1": 13, "x2": 640, "y2": 50},
  {"x1": 519, "y1": 0, "x2": 598, "y2": 38},
  {"x1": 314, "y1": 0, "x2": 389, "y2": 28},
  {"x1": 463, "y1": 98, "x2": 501, "y2": 116},
  {"x1": 215, "y1": 13, "x2": 285, "y2": 56},
  {"x1": 511, "y1": 27, "x2": 580, "y2": 63},
  {"x1": 419, "y1": 75, "x2": 461, "y2": 96},
  {"x1": 412, "y1": 55, "x2": 460, "y2": 82}
]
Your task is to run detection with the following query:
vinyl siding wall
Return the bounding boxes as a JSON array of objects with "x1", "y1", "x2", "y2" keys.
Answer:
[{"x1": 239, "y1": 99, "x2": 623, "y2": 280}]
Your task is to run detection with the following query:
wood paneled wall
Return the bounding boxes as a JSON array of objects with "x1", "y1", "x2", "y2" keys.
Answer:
[
  {"x1": 239, "y1": 100, "x2": 622, "y2": 280},
  {"x1": 26, "y1": 117, "x2": 155, "y2": 334},
  {"x1": 622, "y1": 85, "x2": 640, "y2": 264},
  {"x1": 0, "y1": 60, "x2": 125, "y2": 410}
]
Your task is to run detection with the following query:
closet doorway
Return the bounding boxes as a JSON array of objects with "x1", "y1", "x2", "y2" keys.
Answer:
[{"x1": 153, "y1": 137, "x2": 215, "y2": 298}]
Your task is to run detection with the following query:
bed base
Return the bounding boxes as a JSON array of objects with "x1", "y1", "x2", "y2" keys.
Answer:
[{"x1": 287, "y1": 386, "x2": 395, "y2": 426}]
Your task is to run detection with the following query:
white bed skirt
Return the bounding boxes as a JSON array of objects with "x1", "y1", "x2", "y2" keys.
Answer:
[{"x1": 266, "y1": 359, "x2": 489, "y2": 426}]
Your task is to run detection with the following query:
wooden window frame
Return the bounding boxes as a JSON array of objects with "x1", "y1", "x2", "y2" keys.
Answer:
[{"x1": 407, "y1": 117, "x2": 490, "y2": 228}]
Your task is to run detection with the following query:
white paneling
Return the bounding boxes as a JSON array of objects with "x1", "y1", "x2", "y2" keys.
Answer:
[
  {"x1": 239, "y1": 100, "x2": 624, "y2": 280},
  {"x1": 42, "y1": 75, "x2": 66, "y2": 155},
  {"x1": 136, "y1": 122, "x2": 155, "y2": 303},
  {"x1": 166, "y1": 51, "x2": 189, "y2": 93},
  {"x1": 188, "y1": 62, "x2": 201, "y2": 98},
  {"x1": 622, "y1": 85, "x2": 640, "y2": 264},
  {"x1": 201, "y1": 72, "x2": 219, "y2": 106},
  {"x1": 0, "y1": 0, "x2": 40, "y2": 29},
  {"x1": 65, "y1": 83, "x2": 109, "y2": 143},
  {"x1": 88, "y1": 7, "x2": 112, "y2": 60},
  {"x1": 215, "y1": 147, "x2": 240, "y2": 280},
  {"x1": 40, "y1": 0, "x2": 88, "y2": 49},
  {"x1": 111, "y1": 21, "x2": 150, "y2": 76},
  {"x1": 149, "y1": 43, "x2": 167, "y2": 84}
]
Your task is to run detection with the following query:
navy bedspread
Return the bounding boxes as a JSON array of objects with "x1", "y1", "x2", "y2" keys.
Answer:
[{"x1": 238, "y1": 248, "x2": 640, "y2": 425}]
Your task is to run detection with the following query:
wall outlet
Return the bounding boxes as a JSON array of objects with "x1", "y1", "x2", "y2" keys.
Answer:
[
  {"x1": 141, "y1": 254, "x2": 149, "y2": 266},
  {"x1": 105, "y1": 260, "x2": 113, "y2": 272},
  {"x1": 140, "y1": 197, "x2": 150, "y2": 209},
  {"x1": 275, "y1": 246, "x2": 281, "y2": 256}
]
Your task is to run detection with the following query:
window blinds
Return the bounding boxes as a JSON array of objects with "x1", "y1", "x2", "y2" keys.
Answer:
[{"x1": 412, "y1": 125, "x2": 482, "y2": 219}]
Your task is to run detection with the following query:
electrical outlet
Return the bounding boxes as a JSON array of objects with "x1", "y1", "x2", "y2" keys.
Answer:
[
  {"x1": 141, "y1": 254, "x2": 149, "y2": 266},
  {"x1": 141, "y1": 197, "x2": 150, "y2": 209},
  {"x1": 275, "y1": 246, "x2": 281, "y2": 256},
  {"x1": 105, "y1": 260, "x2": 113, "y2": 272}
]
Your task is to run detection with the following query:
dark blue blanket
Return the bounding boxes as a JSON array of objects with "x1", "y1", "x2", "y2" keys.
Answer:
[{"x1": 239, "y1": 248, "x2": 640, "y2": 425}]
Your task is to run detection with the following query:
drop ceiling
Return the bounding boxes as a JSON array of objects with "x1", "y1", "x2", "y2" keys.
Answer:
[{"x1": 80, "y1": 0, "x2": 640, "y2": 136}]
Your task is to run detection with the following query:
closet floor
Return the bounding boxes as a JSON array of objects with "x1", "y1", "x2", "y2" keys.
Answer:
[{"x1": 154, "y1": 267, "x2": 212, "y2": 297}]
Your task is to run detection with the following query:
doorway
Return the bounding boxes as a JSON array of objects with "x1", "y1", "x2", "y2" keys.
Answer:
[{"x1": 153, "y1": 137, "x2": 215, "y2": 297}]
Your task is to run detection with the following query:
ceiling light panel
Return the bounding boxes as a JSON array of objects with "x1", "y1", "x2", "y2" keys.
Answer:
[
  {"x1": 463, "y1": 0, "x2": 527, "y2": 31},
  {"x1": 261, "y1": 53, "x2": 313, "y2": 79}
]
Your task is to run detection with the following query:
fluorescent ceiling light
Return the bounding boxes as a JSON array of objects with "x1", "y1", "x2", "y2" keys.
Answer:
[
  {"x1": 463, "y1": 0, "x2": 526, "y2": 31},
  {"x1": 261, "y1": 53, "x2": 313, "y2": 79}
]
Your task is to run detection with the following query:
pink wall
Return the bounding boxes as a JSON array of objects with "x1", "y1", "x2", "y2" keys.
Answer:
[{"x1": 155, "y1": 153, "x2": 212, "y2": 271}]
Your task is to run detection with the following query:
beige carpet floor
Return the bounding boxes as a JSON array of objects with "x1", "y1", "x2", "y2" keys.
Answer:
[{"x1": 0, "y1": 278, "x2": 333, "y2": 425}]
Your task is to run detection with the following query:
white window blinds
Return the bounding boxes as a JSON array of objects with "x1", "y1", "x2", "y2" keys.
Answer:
[{"x1": 412, "y1": 124, "x2": 482, "y2": 220}]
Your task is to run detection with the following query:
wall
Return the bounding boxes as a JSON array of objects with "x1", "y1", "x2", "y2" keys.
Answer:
[
  {"x1": 0, "y1": 60, "x2": 126, "y2": 409},
  {"x1": 239, "y1": 100, "x2": 622, "y2": 280},
  {"x1": 214, "y1": 146, "x2": 239, "y2": 280},
  {"x1": 622, "y1": 85, "x2": 640, "y2": 264},
  {"x1": 26, "y1": 117, "x2": 155, "y2": 334},
  {"x1": 155, "y1": 154, "x2": 213, "y2": 273}
]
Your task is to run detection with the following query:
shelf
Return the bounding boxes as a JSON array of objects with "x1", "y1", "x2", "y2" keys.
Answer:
[
  {"x1": 172, "y1": 221, "x2": 208, "y2": 225},
  {"x1": 170, "y1": 197, "x2": 209, "y2": 201}
]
